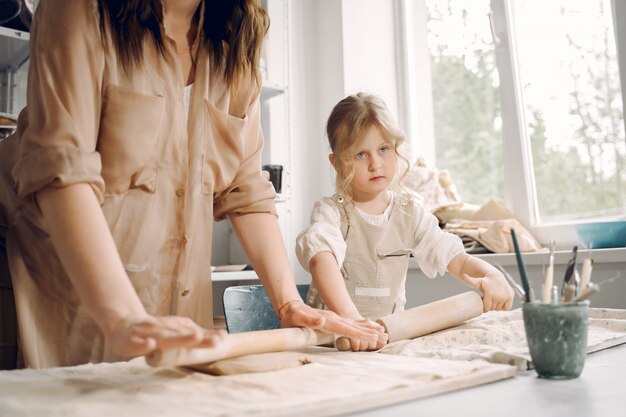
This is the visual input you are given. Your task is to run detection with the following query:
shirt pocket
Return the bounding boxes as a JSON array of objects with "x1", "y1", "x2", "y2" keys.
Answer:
[
  {"x1": 376, "y1": 247, "x2": 411, "y2": 302},
  {"x1": 201, "y1": 99, "x2": 249, "y2": 194},
  {"x1": 97, "y1": 85, "x2": 165, "y2": 195}
]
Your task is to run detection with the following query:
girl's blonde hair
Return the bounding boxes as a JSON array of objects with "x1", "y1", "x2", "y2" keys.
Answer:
[{"x1": 326, "y1": 92, "x2": 410, "y2": 202}]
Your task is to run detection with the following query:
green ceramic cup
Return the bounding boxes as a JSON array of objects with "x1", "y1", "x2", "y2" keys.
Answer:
[{"x1": 522, "y1": 301, "x2": 589, "y2": 379}]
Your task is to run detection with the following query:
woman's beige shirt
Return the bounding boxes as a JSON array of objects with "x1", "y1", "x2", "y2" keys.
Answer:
[{"x1": 0, "y1": 0, "x2": 276, "y2": 368}]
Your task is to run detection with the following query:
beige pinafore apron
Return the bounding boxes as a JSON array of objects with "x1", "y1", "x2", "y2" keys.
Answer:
[{"x1": 307, "y1": 195, "x2": 415, "y2": 320}]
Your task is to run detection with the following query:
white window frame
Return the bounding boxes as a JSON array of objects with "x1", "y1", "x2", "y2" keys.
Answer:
[{"x1": 397, "y1": 0, "x2": 626, "y2": 246}]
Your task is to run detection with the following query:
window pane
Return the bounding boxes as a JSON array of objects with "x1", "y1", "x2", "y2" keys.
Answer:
[
  {"x1": 426, "y1": 0, "x2": 505, "y2": 206},
  {"x1": 512, "y1": 0, "x2": 626, "y2": 222}
]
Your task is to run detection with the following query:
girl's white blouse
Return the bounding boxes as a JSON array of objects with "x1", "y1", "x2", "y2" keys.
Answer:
[{"x1": 296, "y1": 192, "x2": 465, "y2": 278}]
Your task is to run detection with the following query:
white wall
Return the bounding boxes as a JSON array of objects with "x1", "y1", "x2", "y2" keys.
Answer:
[
  {"x1": 289, "y1": 0, "x2": 401, "y2": 281},
  {"x1": 341, "y1": 0, "x2": 400, "y2": 117}
]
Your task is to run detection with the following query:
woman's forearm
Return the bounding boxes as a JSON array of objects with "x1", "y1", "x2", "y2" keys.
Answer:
[
  {"x1": 37, "y1": 183, "x2": 146, "y2": 335},
  {"x1": 228, "y1": 212, "x2": 301, "y2": 311}
]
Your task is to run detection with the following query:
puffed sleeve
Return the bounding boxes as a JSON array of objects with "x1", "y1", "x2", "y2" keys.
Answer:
[
  {"x1": 411, "y1": 202, "x2": 465, "y2": 278},
  {"x1": 295, "y1": 197, "x2": 347, "y2": 271},
  {"x1": 213, "y1": 94, "x2": 277, "y2": 219},
  {"x1": 11, "y1": 0, "x2": 105, "y2": 204}
]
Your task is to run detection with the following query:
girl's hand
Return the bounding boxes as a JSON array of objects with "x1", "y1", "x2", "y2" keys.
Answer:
[
  {"x1": 345, "y1": 318, "x2": 389, "y2": 351},
  {"x1": 107, "y1": 315, "x2": 226, "y2": 358},
  {"x1": 459, "y1": 270, "x2": 515, "y2": 312},
  {"x1": 278, "y1": 300, "x2": 385, "y2": 346}
]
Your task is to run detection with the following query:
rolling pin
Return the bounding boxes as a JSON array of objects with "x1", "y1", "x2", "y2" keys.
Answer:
[
  {"x1": 147, "y1": 291, "x2": 483, "y2": 366},
  {"x1": 146, "y1": 327, "x2": 334, "y2": 367},
  {"x1": 335, "y1": 291, "x2": 483, "y2": 351}
]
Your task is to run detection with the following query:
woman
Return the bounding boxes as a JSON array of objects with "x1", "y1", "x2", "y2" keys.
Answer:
[{"x1": 0, "y1": 0, "x2": 382, "y2": 368}]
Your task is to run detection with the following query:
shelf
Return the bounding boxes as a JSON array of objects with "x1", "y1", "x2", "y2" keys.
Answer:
[
  {"x1": 261, "y1": 80, "x2": 285, "y2": 100},
  {"x1": 408, "y1": 247, "x2": 626, "y2": 269},
  {"x1": 212, "y1": 270, "x2": 260, "y2": 282},
  {"x1": 0, "y1": 26, "x2": 29, "y2": 70}
]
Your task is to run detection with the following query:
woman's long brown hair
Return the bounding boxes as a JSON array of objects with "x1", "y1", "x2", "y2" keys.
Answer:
[{"x1": 97, "y1": 0, "x2": 269, "y2": 87}]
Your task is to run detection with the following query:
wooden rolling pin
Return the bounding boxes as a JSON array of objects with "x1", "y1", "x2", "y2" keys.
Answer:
[
  {"x1": 146, "y1": 327, "x2": 334, "y2": 367},
  {"x1": 335, "y1": 291, "x2": 483, "y2": 351},
  {"x1": 146, "y1": 291, "x2": 483, "y2": 366}
]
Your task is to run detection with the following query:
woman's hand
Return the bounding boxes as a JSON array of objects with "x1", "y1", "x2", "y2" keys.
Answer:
[
  {"x1": 106, "y1": 315, "x2": 226, "y2": 358},
  {"x1": 278, "y1": 300, "x2": 386, "y2": 348},
  {"x1": 459, "y1": 270, "x2": 515, "y2": 312}
]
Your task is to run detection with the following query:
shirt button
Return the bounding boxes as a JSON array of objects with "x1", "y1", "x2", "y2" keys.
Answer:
[
  {"x1": 181, "y1": 237, "x2": 188, "y2": 245},
  {"x1": 176, "y1": 188, "x2": 185, "y2": 197},
  {"x1": 181, "y1": 289, "x2": 190, "y2": 296}
]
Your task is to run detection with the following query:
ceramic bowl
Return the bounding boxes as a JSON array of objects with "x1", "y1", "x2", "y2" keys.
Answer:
[{"x1": 575, "y1": 221, "x2": 626, "y2": 249}]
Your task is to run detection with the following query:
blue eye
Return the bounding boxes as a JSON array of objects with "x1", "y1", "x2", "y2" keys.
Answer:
[
  {"x1": 379, "y1": 145, "x2": 390, "y2": 153},
  {"x1": 355, "y1": 152, "x2": 366, "y2": 159}
]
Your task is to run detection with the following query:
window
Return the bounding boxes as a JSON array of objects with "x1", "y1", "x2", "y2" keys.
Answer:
[
  {"x1": 424, "y1": 0, "x2": 504, "y2": 207},
  {"x1": 507, "y1": 0, "x2": 625, "y2": 223},
  {"x1": 400, "y1": 0, "x2": 626, "y2": 243}
]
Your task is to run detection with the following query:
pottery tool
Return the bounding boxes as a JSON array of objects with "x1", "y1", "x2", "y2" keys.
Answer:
[
  {"x1": 560, "y1": 246, "x2": 578, "y2": 297},
  {"x1": 563, "y1": 283, "x2": 576, "y2": 302},
  {"x1": 494, "y1": 263, "x2": 525, "y2": 301},
  {"x1": 551, "y1": 285, "x2": 559, "y2": 304},
  {"x1": 146, "y1": 327, "x2": 335, "y2": 367},
  {"x1": 335, "y1": 291, "x2": 483, "y2": 351},
  {"x1": 579, "y1": 254, "x2": 594, "y2": 293},
  {"x1": 571, "y1": 282, "x2": 600, "y2": 303},
  {"x1": 542, "y1": 240, "x2": 555, "y2": 303},
  {"x1": 510, "y1": 228, "x2": 532, "y2": 302},
  {"x1": 570, "y1": 272, "x2": 621, "y2": 303}
]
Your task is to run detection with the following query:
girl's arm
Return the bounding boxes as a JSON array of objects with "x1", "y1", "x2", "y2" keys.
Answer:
[
  {"x1": 229, "y1": 212, "x2": 385, "y2": 347},
  {"x1": 308, "y1": 251, "x2": 388, "y2": 351},
  {"x1": 309, "y1": 252, "x2": 361, "y2": 319},
  {"x1": 447, "y1": 252, "x2": 515, "y2": 311},
  {"x1": 37, "y1": 183, "x2": 224, "y2": 358}
]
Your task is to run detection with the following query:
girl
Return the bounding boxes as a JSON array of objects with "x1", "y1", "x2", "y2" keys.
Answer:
[
  {"x1": 0, "y1": 0, "x2": 379, "y2": 368},
  {"x1": 296, "y1": 93, "x2": 514, "y2": 351}
]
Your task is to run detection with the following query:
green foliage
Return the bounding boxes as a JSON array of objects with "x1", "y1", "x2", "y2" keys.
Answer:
[
  {"x1": 431, "y1": 53, "x2": 504, "y2": 206},
  {"x1": 429, "y1": 6, "x2": 625, "y2": 221}
]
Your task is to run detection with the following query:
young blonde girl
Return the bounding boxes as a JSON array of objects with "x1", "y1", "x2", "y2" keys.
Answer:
[{"x1": 296, "y1": 92, "x2": 514, "y2": 351}]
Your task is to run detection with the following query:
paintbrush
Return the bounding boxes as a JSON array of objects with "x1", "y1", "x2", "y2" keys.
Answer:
[
  {"x1": 510, "y1": 228, "x2": 532, "y2": 302},
  {"x1": 542, "y1": 240, "x2": 555, "y2": 303},
  {"x1": 560, "y1": 246, "x2": 578, "y2": 297}
]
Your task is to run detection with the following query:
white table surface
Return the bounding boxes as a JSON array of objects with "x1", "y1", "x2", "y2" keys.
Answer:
[{"x1": 347, "y1": 343, "x2": 626, "y2": 417}]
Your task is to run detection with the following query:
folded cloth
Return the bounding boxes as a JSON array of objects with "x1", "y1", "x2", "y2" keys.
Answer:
[
  {"x1": 458, "y1": 235, "x2": 493, "y2": 254},
  {"x1": 405, "y1": 158, "x2": 463, "y2": 213},
  {"x1": 379, "y1": 308, "x2": 626, "y2": 371},
  {"x1": 444, "y1": 218, "x2": 542, "y2": 253},
  {"x1": 464, "y1": 198, "x2": 515, "y2": 221}
]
